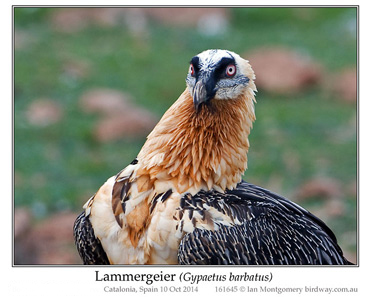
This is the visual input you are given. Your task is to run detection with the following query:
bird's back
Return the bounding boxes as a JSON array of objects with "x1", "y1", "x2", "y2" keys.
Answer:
[{"x1": 178, "y1": 181, "x2": 352, "y2": 265}]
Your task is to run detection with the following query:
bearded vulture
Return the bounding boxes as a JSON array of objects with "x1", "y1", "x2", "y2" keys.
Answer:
[{"x1": 74, "y1": 49, "x2": 352, "y2": 265}]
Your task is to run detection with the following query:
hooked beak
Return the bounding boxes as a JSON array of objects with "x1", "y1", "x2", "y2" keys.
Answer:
[{"x1": 192, "y1": 73, "x2": 217, "y2": 112}]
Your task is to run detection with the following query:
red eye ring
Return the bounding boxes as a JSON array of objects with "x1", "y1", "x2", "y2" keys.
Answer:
[
  {"x1": 189, "y1": 64, "x2": 195, "y2": 76},
  {"x1": 226, "y1": 64, "x2": 236, "y2": 77}
]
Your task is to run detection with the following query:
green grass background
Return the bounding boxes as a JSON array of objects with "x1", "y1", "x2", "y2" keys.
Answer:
[{"x1": 14, "y1": 7, "x2": 357, "y2": 256}]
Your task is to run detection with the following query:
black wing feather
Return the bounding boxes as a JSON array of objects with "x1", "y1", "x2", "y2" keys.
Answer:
[
  {"x1": 178, "y1": 181, "x2": 352, "y2": 265},
  {"x1": 73, "y1": 211, "x2": 110, "y2": 265}
]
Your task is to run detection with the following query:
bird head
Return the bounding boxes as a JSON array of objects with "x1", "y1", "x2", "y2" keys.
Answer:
[
  {"x1": 186, "y1": 49, "x2": 256, "y2": 112},
  {"x1": 139, "y1": 49, "x2": 257, "y2": 193}
]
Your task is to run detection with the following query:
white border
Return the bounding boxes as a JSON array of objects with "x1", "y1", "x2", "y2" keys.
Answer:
[{"x1": 4, "y1": 1, "x2": 369, "y2": 296}]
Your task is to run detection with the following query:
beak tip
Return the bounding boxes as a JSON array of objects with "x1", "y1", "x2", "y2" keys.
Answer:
[{"x1": 192, "y1": 80, "x2": 208, "y2": 112}]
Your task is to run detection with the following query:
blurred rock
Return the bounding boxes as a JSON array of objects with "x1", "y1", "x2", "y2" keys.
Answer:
[
  {"x1": 50, "y1": 8, "x2": 148, "y2": 37},
  {"x1": 63, "y1": 59, "x2": 91, "y2": 79},
  {"x1": 14, "y1": 171, "x2": 23, "y2": 187},
  {"x1": 308, "y1": 198, "x2": 346, "y2": 223},
  {"x1": 346, "y1": 179, "x2": 357, "y2": 198},
  {"x1": 15, "y1": 29, "x2": 37, "y2": 50},
  {"x1": 94, "y1": 109, "x2": 156, "y2": 142},
  {"x1": 295, "y1": 177, "x2": 342, "y2": 201},
  {"x1": 14, "y1": 208, "x2": 32, "y2": 239},
  {"x1": 50, "y1": 7, "x2": 228, "y2": 34},
  {"x1": 122, "y1": 8, "x2": 148, "y2": 37},
  {"x1": 80, "y1": 88, "x2": 131, "y2": 114},
  {"x1": 50, "y1": 8, "x2": 90, "y2": 33},
  {"x1": 298, "y1": 176, "x2": 348, "y2": 217},
  {"x1": 325, "y1": 198, "x2": 346, "y2": 217},
  {"x1": 34, "y1": 212, "x2": 78, "y2": 242},
  {"x1": 50, "y1": 8, "x2": 122, "y2": 33},
  {"x1": 340, "y1": 231, "x2": 357, "y2": 264},
  {"x1": 142, "y1": 7, "x2": 229, "y2": 28},
  {"x1": 26, "y1": 99, "x2": 63, "y2": 127},
  {"x1": 343, "y1": 250, "x2": 357, "y2": 265},
  {"x1": 80, "y1": 88, "x2": 157, "y2": 142},
  {"x1": 197, "y1": 12, "x2": 229, "y2": 36},
  {"x1": 15, "y1": 211, "x2": 81, "y2": 265},
  {"x1": 292, "y1": 8, "x2": 316, "y2": 21},
  {"x1": 245, "y1": 47, "x2": 323, "y2": 95},
  {"x1": 14, "y1": 30, "x2": 26, "y2": 50},
  {"x1": 86, "y1": 8, "x2": 125, "y2": 27},
  {"x1": 325, "y1": 67, "x2": 357, "y2": 103}
]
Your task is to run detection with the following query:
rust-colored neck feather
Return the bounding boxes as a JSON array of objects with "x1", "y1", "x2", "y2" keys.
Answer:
[{"x1": 137, "y1": 87, "x2": 256, "y2": 194}]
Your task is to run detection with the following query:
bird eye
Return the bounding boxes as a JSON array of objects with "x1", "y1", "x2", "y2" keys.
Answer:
[
  {"x1": 189, "y1": 64, "x2": 195, "y2": 77},
  {"x1": 226, "y1": 64, "x2": 236, "y2": 77}
]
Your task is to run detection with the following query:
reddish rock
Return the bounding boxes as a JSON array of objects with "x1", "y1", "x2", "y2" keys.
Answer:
[
  {"x1": 346, "y1": 179, "x2": 357, "y2": 198},
  {"x1": 14, "y1": 171, "x2": 23, "y2": 187},
  {"x1": 32, "y1": 212, "x2": 77, "y2": 243},
  {"x1": 295, "y1": 177, "x2": 342, "y2": 201},
  {"x1": 50, "y1": 8, "x2": 146, "y2": 35},
  {"x1": 343, "y1": 250, "x2": 357, "y2": 265},
  {"x1": 245, "y1": 47, "x2": 323, "y2": 95},
  {"x1": 15, "y1": 29, "x2": 36, "y2": 50},
  {"x1": 26, "y1": 99, "x2": 63, "y2": 127},
  {"x1": 80, "y1": 88, "x2": 157, "y2": 142},
  {"x1": 197, "y1": 12, "x2": 229, "y2": 36},
  {"x1": 80, "y1": 88, "x2": 132, "y2": 114},
  {"x1": 325, "y1": 198, "x2": 345, "y2": 217},
  {"x1": 14, "y1": 208, "x2": 32, "y2": 239},
  {"x1": 15, "y1": 211, "x2": 82, "y2": 265},
  {"x1": 63, "y1": 59, "x2": 91, "y2": 79},
  {"x1": 326, "y1": 67, "x2": 357, "y2": 103},
  {"x1": 50, "y1": 8, "x2": 105, "y2": 33},
  {"x1": 340, "y1": 231, "x2": 357, "y2": 265},
  {"x1": 50, "y1": 7, "x2": 229, "y2": 33},
  {"x1": 142, "y1": 7, "x2": 229, "y2": 28},
  {"x1": 94, "y1": 107, "x2": 156, "y2": 142}
]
